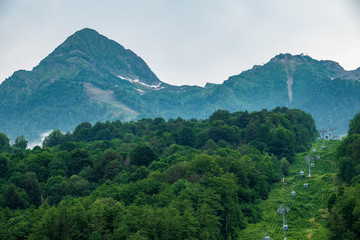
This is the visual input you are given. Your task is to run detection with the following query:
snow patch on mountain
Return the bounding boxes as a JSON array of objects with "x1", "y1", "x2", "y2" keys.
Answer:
[
  {"x1": 117, "y1": 75, "x2": 164, "y2": 90},
  {"x1": 136, "y1": 88, "x2": 145, "y2": 93},
  {"x1": 118, "y1": 75, "x2": 139, "y2": 83}
]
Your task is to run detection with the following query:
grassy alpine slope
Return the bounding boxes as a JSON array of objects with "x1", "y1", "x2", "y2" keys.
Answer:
[{"x1": 239, "y1": 140, "x2": 339, "y2": 239}]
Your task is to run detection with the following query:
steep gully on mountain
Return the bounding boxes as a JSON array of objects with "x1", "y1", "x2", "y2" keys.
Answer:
[{"x1": 286, "y1": 64, "x2": 295, "y2": 105}]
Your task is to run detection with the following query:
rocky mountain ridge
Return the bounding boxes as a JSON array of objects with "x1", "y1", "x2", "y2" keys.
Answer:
[{"x1": 0, "y1": 28, "x2": 359, "y2": 142}]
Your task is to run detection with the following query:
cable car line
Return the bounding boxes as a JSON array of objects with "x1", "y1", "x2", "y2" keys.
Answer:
[{"x1": 264, "y1": 140, "x2": 326, "y2": 239}]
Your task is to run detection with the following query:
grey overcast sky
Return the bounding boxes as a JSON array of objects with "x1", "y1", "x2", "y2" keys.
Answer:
[{"x1": 0, "y1": 0, "x2": 359, "y2": 87}]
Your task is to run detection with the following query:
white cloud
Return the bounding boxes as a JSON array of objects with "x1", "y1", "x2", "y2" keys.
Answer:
[{"x1": 27, "y1": 130, "x2": 52, "y2": 149}]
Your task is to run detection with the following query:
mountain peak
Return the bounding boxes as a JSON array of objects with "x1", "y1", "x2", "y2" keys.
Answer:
[
  {"x1": 63, "y1": 28, "x2": 112, "y2": 47},
  {"x1": 49, "y1": 28, "x2": 120, "y2": 56},
  {"x1": 270, "y1": 53, "x2": 311, "y2": 63},
  {"x1": 269, "y1": 53, "x2": 345, "y2": 76},
  {"x1": 63, "y1": 28, "x2": 99, "y2": 40},
  {"x1": 74, "y1": 27, "x2": 100, "y2": 36},
  {"x1": 43, "y1": 28, "x2": 161, "y2": 86}
]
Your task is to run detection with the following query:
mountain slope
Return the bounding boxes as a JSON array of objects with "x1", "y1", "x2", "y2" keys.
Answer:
[
  {"x1": 198, "y1": 54, "x2": 360, "y2": 134},
  {"x1": 0, "y1": 28, "x2": 171, "y2": 141},
  {"x1": 0, "y1": 28, "x2": 360, "y2": 142}
]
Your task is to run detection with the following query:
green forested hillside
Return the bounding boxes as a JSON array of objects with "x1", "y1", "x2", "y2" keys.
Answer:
[
  {"x1": 0, "y1": 28, "x2": 167, "y2": 141},
  {"x1": 237, "y1": 112, "x2": 360, "y2": 240},
  {"x1": 1, "y1": 28, "x2": 359, "y2": 142},
  {"x1": 327, "y1": 112, "x2": 360, "y2": 239},
  {"x1": 239, "y1": 139, "x2": 339, "y2": 239},
  {"x1": 0, "y1": 108, "x2": 317, "y2": 239},
  {"x1": 217, "y1": 54, "x2": 360, "y2": 135}
]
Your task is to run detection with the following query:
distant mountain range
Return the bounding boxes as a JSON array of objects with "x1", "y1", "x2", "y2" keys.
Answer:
[{"x1": 1, "y1": 28, "x2": 359, "y2": 142}]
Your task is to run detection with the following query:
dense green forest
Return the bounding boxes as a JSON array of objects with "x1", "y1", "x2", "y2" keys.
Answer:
[
  {"x1": 328, "y1": 112, "x2": 360, "y2": 239},
  {"x1": 0, "y1": 107, "x2": 321, "y2": 239}
]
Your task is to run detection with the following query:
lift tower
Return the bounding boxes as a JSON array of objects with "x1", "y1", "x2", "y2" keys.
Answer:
[
  {"x1": 306, "y1": 155, "x2": 313, "y2": 177},
  {"x1": 319, "y1": 129, "x2": 327, "y2": 145},
  {"x1": 277, "y1": 205, "x2": 290, "y2": 240},
  {"x1": 330, "y1": 128, "x2": 336, "y2": 140}
]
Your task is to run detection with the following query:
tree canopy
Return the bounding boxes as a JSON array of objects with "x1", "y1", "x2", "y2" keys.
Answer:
[
  {"x1": 0, "y1": 108, "x2": 317, "y2": 239},
  {"x1": 328, "y1": 112, "x2": 360, "y2": 239}
]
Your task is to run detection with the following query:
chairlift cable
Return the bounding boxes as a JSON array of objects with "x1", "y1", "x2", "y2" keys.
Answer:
[{"x1": 265, "y1": 142, "x2": 325, "y2": 239}]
